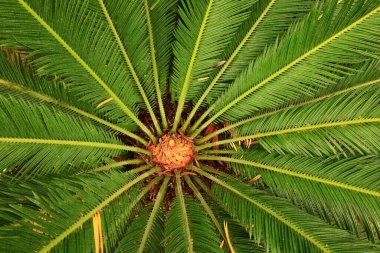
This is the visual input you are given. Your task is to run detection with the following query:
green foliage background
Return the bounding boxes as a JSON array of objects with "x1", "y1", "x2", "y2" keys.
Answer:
[{"x1": 0, "y1": 0, "x2": 379, "y2": 252}]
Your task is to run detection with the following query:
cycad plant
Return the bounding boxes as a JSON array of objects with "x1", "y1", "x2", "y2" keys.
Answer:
[{"x1": 0, "y1": 0, "x2": 379, "y2": 252}]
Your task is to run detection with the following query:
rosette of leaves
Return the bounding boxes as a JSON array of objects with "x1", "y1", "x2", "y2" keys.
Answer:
[{"x1": 0, "y1": 0, "x2": 380, "y2": 252}]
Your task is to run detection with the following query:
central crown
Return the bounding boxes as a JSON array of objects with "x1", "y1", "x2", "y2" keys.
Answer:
[{"x1": 148, "y1": 133, "x2": 194, "y2": 171}]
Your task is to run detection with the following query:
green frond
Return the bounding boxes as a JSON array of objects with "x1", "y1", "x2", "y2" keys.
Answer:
[
  {"x1": 0, "y1": 0, "x2": 379, "y2": 251},
  {"x1": 127, "y1": 165, "x2": 153, "y2": 174},
  {"x1": 169, "y1": 171, "x2": 194, "y2": 252},
  {"x1": 215, "y1": 210, "x2": 265, "y2": 253},
  {"x1": 198, "y1": 154, "x2": 380, "y2": 197},
  {"x1": 171, "y1": 0, "x2": 252, "y2": 130},
  {"x1": 96, "y1": 0, "x2": 162, "y2": 134},
  {"x1": 102, "y1": 178, "x2": 162, "y2": 253},
  {"x1": 113, "y1": 177, "x2": 169, "y2": 253},
  {"x1": 235, "y1": 67, "x2": 380, "y2": 137},
  {"x1": 0, "y1": 0, "x2": 156, "y2": 140},
  {"x1": 148, "y1": 0, "x2": 178, "y2": 95},
  {"x1": 197, "y1": 59, "x2": 380, "y2": 144},
  {"x1": 194, "y1": 168, "x2": 380, "y2": 252},
  {"x1": 202, "y1": 195, "x2": 266, "y2": 253},
  {"x1": 309, "y1": 60, "x2": 380, "y2": 103},
  {"x1": 236, "y1": 83, "x2": 380, "y2": 156},
  {"x1": 200, "y1": 0, "x2": 316, "y2": 105},
  {"x1": 184, "y1": 175, "x2": 226, "y2": 242},
  {"x1": 54, "y1": 180, "x2": 152, "y2": 253},
  {"x1": 198, "y1": 81, "x2": 380, "y2": 155},
  {"x1": 258, "y1": 123, "x2": 380, "y2": 157},
  {"x1": 0, "y1": 169, "x2": 158, "y2": 253},
  {"x1": 114, "y1": 203, "x2": 165, "y2": 253},
  {"x1": 193, "y1": 0, "x2": 380, "y2": 136},
  {"x1": 0, "y1": 95, "x2": 128, "y2": 179},
  {"x1": 215, "y1": 0, "x2": 380, "y2": 121},
  {"x1": 146, "y1": 0, "x2": 178, "y2": 129},
  {"x1": 136, "y1": 176, "x2": 169, "y2": 253},
  {"x1": 93, "y1": 0, "x2": 155, "y2": 101},
  {"x1": 183, "y1": 0, "x2": 318, "y2": 130},
  {"x1": 94, "y1": 0, "x2": 178, "y2": 131},
  {"x1": 228, "y1": 151, "x2": 380, "y2": 241},
  {"x1": 0, "y1": 51, "x2": 148, "y2": 144},
  {"x1": 92, "y1": 159, "x2": 145, "y2": 172},
  {"x1": 49, "y1": 215, "x2": 95, "y2": 253},
  {"x1": 164, "y1": 175, "x2": 221, "y2": 252},
  {"x1": 193, "y1": 176, "x2": 266, "y2": 252}
]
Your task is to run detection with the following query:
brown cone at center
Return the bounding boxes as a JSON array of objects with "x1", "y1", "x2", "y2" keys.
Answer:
[{"x1": 147, "y1": 134, "x2": 194, "y2": 171}]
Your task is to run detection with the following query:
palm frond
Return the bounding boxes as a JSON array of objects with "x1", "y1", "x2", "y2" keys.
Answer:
[
  {"x1": 308, "y1": 60, "x2": 380, "y2": 104},
  {"x1": 0, "y1": 1, "x2": 379, "y2": 251},
  {"x1": 197, "y1": 59, "x2": 380, "y2": 145},
  {"x1": 93, "y1": 0, "x2": 178, "y2": 132},
  {"x1": 184, "y1": 175, "x2": 226, "y2": 242},
  {"x1": 228, "y1": 150, "x2": 380, "y2": 241},
  {"x1": 194, "y1": 167, "x2": 380, "y2": 252},
  {"x1": 164, "y1": 172, "x2": 221, "y2": 252},
  {"x1": 198, "y1": 154, "x2": 380, "y2": 198},
  {"x1": 96, "y1": 0, "x2": 162, "y2": 134},
  {"x1": 193, "y1": 176, "x2": 266, "y2": 252},
  {"x1": 0, "y1": 0, "x2": 157, "y2": 140},
  {"x1": 50, "y1": 215, "x2": 95, "y2": 253},
  {"x1": 0, "y1": 95, "x2": 136, "y2": 179},
  {"x1": 166, "y1": 171, "x2": 194, "y2": 252},
  {"x1": 197, "y1": 82, "x2": 380, "y2": 156},
  {"x1": 0, "y1": 169, "x2": 158, "y2": 253},
  {"x1": 92, "y1": 159, "x2": 145, "y2": 173},
  {"x1": 102, "y1": 177, "x2": 162, "y2": 253},
  {"x1": 0, "y1": 51, "x2": 148, "y2": 145},
  {"x1": 148, "y1": 0, "x2": 178, "y2": 94},
  {"x1": 114, "y1": 202, "x2": 165, "y2": 253},
  {"x1": 146, "y1": 0, "x2": 179, "y2": 129},
  {"x1": 116, "y1": 177, "x2": 170, "y2": 252},
  {"x1": 170, "y1": 0, "x2": 252, "y2": 130},
  {"x1": 192, "y1": 0, "x2": 380, "y2": 136},
  {"x1": 214, "y1": 0, "x2": 380, "y2": 121},
  {"x1": 183, "y1": 0, "x2": 317, "y2": 130},
  {"x1": 258, "y1": 124, "x2": 380, "y2": 157},
  {"x1": 215, "y1": 0, "x2": 315, "y2": 87},
  {"x1": 241, "y1": 84, "x2": 379, "y2": 156},
  {"x1": 235, "y1": 72, "x2": 380, "y2": 138},
  {"x1": 214, "y1": 209, "x2": 266, "y2": 253}
]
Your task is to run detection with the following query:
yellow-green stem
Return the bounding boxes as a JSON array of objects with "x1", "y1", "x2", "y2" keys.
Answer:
[
  {"x1": 128, "y1": 165, "x2": 153, "y2": 174},
  {"x1": 196, "y1": 118, "x2": 380, "y2": 151},
  {"x1": 93, "y1": 160, "x2": 145, "y2": 172},
  {"x1": 195, "y1": 155, "x2": 380, "y2": 198},
  {"x1": 143, "y1": 0, "x2": 169, "y2": 130},
  {"x1": 137, "y1": 176, "x2": 170, "y2": 253},
  {"x1": 0, "y1": 137, "x2": 150, "y2": 155},
  {"x1": 175, "y1": 170, "x2": 194, "y2": 252},
  {"x1": 184, "y1": 175, "x2": 226, "y2": 243},
  {"x1": 172, "y1": 0, "x2": 214, "y2": 132}
]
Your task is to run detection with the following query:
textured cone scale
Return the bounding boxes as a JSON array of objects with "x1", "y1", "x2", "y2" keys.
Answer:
[{"x1": 148, "y1": 134, "x2": 194, "y2": 171}]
